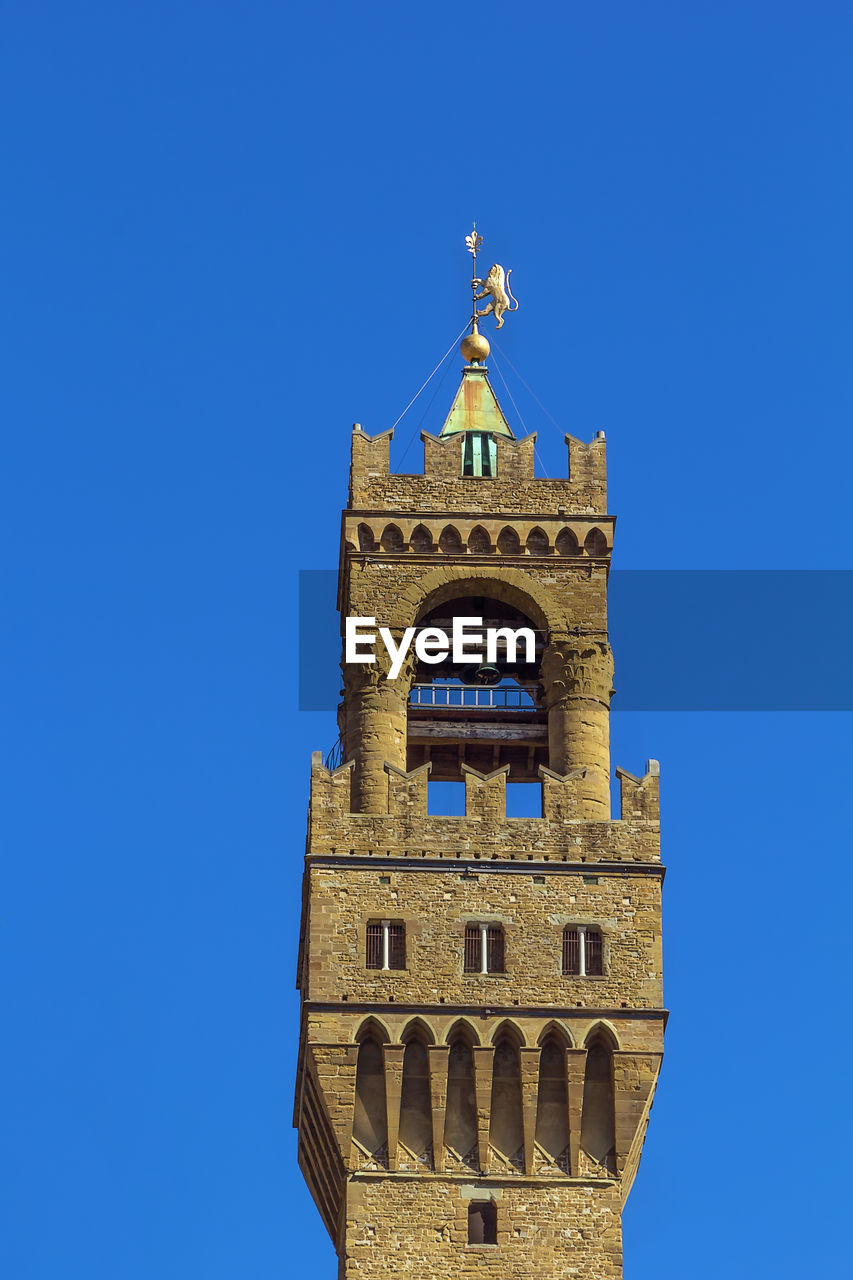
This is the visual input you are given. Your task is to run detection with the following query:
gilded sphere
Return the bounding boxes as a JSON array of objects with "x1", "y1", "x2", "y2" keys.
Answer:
[{"x1": 460, "y1": 331, "x2": 490, "y2": 363}]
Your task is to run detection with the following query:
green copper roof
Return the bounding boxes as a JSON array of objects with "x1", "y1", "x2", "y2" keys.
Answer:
[{"x1": 439, "y1": 366, "x2": 515, "y2": 438}]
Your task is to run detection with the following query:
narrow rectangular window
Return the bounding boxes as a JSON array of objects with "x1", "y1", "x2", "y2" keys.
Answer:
[
  {"x1": 464, "y1": 924, "x2": 480, "y2": 973},
  {"x1": 486, "y1": 925, "x2": 505, "y2": 973},
  {"x1": 462, "y1": 432, "x2": 495, "y2": 478},
  {"x1": 366, "y1": 922, "x2": 383, "y2": 970},
  {"x1": 585, "y1": 928, "x2": 603, "y2": 976},
  {"x1": 468, "y1": 1200, "x2": 497, "y2": 1245},
  {"x1": 387, "y1": 922, "x2": 406, "y2": 970},
  {"x1": 563, "y1": 927, "x2": 580, "y2": 975}
]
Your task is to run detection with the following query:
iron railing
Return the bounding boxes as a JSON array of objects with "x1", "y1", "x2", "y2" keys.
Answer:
[{"x1": 409, "y1": 683, "x2": 539, "y2": 710}]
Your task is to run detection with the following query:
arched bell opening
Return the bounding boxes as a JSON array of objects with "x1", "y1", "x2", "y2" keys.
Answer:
[{"x1": 406, "y1": 592, "x2": 548, "y2": 783}]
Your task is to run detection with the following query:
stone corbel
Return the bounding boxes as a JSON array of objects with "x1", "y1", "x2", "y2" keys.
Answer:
[
  {"x1": 472, "y1": 1045, "x2": 495, "y2": 1174},
  {"x1": 427, "y1": 1044, "x2": 450, "y2": 1171},
  {"x1": 565, "y1": 1047, "x2": 588, "y2": 1177},
  {"x1": 382, "y1": 1044, "x2": 406, "y2": 1171}
]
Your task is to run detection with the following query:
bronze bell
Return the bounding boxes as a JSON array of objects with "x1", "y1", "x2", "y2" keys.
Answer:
[{"x1": 461, "y1": 662, "x2": 502, "y2": 686}]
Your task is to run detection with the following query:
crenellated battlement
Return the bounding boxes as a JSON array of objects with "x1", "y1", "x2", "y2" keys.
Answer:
[
  {"x1": 348, "y1": 421, "x2": 607, "y2": 515},
  {"x1": 306, "y1": 752, "x2": 661, "y2": 863}
]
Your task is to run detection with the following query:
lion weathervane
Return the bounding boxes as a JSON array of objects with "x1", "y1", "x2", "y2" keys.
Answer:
[
  {"x1": 459, "y1": 225, "x2": 518, "y2": 364},
  {"x1": 466, "y1": 224, "x2": 518, "y2": 331}
]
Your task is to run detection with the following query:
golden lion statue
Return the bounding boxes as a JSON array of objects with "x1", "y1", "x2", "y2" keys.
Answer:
[{"x1": 473, "y1": 263, "x2": 519, "y2": 329}]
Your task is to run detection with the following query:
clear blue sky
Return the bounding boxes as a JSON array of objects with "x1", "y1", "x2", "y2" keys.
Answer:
[{"x1": 3, "y1": 3, "x2": 852, "y2": 1277}]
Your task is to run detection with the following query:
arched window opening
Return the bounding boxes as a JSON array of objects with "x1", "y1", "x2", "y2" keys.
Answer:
[
  {"x1": 526, "y1": 527, "x2": 550, "y2": 556},
  {"x1": 584, "y1": 528, "x2": 608, "y2": 558},
  {"x1": 555, "y1": 528, "x2": 580, "y2": 557},
  {"x1": 398, "y1": 1036, "x2": 433, "y2": 1164},
  {"x1": 381, "y1": 523, "x2": 404, "y2": 552},
  {"x1": 444, "y1": 1035, "x2": 478, "y2": 1166},
  {"x1": 580, "y1": 1036, "x2": 616, "y2": 1174},
  {"x1": 535, "y1": 1036, "x2": 570, "y2": 1167},
  {"x1": 497, "y1": 526, "x2": 521, "y2": 555},
  {"x1": 438, "y1": 525, "x2": 464, "y2": 554},
  {"x1": 357, "y1": 523, "x2": 376, "y2": 552},
  {"x1": 353, "y1": 1036, "x2": 388, "y2": 1163},
  {"x1": 489, "y1": 1035, "x2": 524, "y2": 1166},
  {"x1": 410, "y1": 523, "x2": 433, "y2": 553},
  {"x1": 407, "y1": 591, "x2": 547, "y2": 784},
  {"x1": 468, "y1": 525, "x2": 492, "y2": 555}
]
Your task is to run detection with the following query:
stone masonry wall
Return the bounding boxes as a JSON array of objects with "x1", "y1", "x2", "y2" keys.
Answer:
[
  {"x1": 303, "y1": 863, "x2": 663, "y2": 1009},
  {"x1": 343, "y1": 1177, "x2": 623, "y2": 1280}
]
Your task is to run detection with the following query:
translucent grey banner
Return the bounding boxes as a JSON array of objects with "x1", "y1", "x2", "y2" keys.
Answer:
[{"x1": 298, "y1": 570, "x2": 853, "y2": 711}]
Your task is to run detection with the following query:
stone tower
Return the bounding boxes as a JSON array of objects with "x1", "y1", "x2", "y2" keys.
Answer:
[{"x1": 295, "y1": 320, "x2": 664, "y2": 1278}]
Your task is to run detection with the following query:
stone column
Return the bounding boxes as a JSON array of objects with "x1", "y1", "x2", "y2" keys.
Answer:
[
  {"x1": 341, "y1": 643, "x2": 414, "y2": 814},
  {"x1": 540, "y1": 640, "x2": 614, "y2": 819}
]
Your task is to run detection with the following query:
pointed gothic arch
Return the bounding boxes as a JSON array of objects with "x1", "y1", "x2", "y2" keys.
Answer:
[
  {"x1": 584, "y1": 527, "x2": 608, "y2": 557},
  {"x1": 536, "y1": 1019, "x2": 574, "y2": 1049},
  {"x1": 381, "y1": 523, "x2": 404, "y2": 552},
  {"x1": 357, "y1": 522, "x2": 376, "y2": 552},
  {"x1": 468, "y1": 525, "x2": 493, "y2": 554},
  {"x1": 353, "y1": 1015, "x2": 392, "y2": 1045},
  {"x1": 555, "y1": 527, "x2": 580, "y2": 557},
  {"x1": 526, "y1": 526, "x2": 550, "y2": 555},
  {"x1": 442, "y1": 1017, "x2": 480, "y2": 1047},
  {"x1": 497, "y1": 525, "x2": 521, "y2": 555},
  {"x1": 409, "y1": 523, "x2": 433, "y2": 553},
  {"x1": 583, "y1": 1020, "x2": 620, "y2": 1051},
  {"x1": 488, "y1": 1017, "x2": 527, "y2": 1048},
  {"x1": 438, "y1": 524, "x2": 464, "y2": 554},
  {"x1": 400, "y1": 1016, "x2": 436, "y2": 1046}
]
